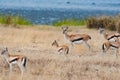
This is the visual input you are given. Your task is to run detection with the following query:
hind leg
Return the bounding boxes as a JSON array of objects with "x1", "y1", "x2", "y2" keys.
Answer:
[
  {"x1": 17, "y1": 63, "x2": 25, "y2": 80},
  {"x1": 58, "y1": 52, "x2": 62, "y2": 55},
  {"x1": 102, "y1": 50, "x2": 106, "y2": 56},
  {"x1": 64, "y1": 49, "x2": 70, "y2": 61},
  {"x1": 84, "y1": 41, "x2": 91, "y2": 50},
  {"x1": 115, "y1": 49, "x2": 118, "y2": 58},
  {"x1": 102, "y1": 48, "x2": 108, "y2": 57}
]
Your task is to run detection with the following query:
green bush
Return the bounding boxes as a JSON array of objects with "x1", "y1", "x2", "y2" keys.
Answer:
[
  {"x1": 0, "y1": 14, "x2": 6, "y2": 24},
  {"x1": 0, "y1": 14, "x2": 32, "y2": 27},
  {"x1": 53, "y1": 19, "x2": 86, "y2": 27}
]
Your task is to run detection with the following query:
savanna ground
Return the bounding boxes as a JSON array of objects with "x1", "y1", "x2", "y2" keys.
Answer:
[{"x1": 0, "y1": 25, "x2": 120, "y2": 80}]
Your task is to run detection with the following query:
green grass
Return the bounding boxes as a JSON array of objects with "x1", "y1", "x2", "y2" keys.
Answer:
[
  {"x1": 0, "y1": 14, "x2": 32, "y2": 26},
  {"x1": 53, "y1": 19, "x2": 86, "y2": 27},
  {"x1": 12, "y1": 15, "x2": 32, "y2": 25},
  {"x1": 0, "y1": 14, "x2": 6, "y2": 24}
]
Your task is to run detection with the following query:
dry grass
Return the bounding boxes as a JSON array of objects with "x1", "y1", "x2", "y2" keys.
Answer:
[{"x1": 0, "y1": 25, "x2": 120, "y2": 80}]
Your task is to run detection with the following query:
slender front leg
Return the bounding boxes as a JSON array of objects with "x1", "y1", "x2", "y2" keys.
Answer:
[
  {"x1": 9, "y1": 64, "x2": 13, "y2": 73},
  {"x1": 9, "y1": 63, "x2": 13, "y2": 80},
  {"x1": 58, "y1": 52, "x2": 62, "y2": 55},
  {"x1": 70, "y1": 43, "x2": 73, "y2": 54},
  {"x1": 20, "y1": 67, "x2": 24, "y2": 80},
  {"x1": 18, "y1": 63, "x2": 24, "y2": 80}
]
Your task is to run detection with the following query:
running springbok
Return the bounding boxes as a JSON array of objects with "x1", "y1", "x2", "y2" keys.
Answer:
[
  {"x1": 1, "y1": 47, "x2": 27, "y2": 75},
  {"x1": 99, "y1": 27, "x2": 120, "y2": 42},
  {"x1": 62, "y1": 26, "x2": 91, "y2": 54},
  {"x1": 102, "y1": 37, "x2": 120, "y2": 58},
  {"x1": 52, "y1": 40, "x2": 69, "y2": 55}
]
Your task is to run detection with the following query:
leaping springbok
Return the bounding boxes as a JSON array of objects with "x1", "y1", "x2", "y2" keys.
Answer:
[
  {"x1": 1, "y1": 47, "x2": 27, "y2": 76},
  {"x1": 99, "y1": 27, "x2": 120, "y2": 42},
  {"x1": 62, "y1": 26, "x2": 91, "y2": 54},
  {"x1": 52, "y1": 40, "x2": 69, "y2": 55},
  {"x1": 102, "y1": 37, "x2": 120, "y2": 58}
]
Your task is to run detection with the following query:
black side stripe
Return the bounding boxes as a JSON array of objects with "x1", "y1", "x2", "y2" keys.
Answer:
[
  {"x1": 110, "y1": 44, "x2": 119, "y2": 48},
  {"x1": 72, "y1": 38, "x2": 83, "y2": 42},
  {"x1": 9, "y1": 58, "x2": 19, "y2": 63},
  {"x1": 58, "y1": 48, "x2": 63, "y2": 52},
  {"x1": 115, "y1": 35, "x2": 120, "y2": 37},
  {"x1": 108, "y1": 35, "x2": 115, "y2": 40}
]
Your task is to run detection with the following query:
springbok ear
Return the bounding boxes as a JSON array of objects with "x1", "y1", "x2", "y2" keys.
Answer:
[
  {"x1": 98, "y1": 27, "x2": 102, "y2": 30},
  {"x1": 54, "y1": 40, "x2": 56, "y2": 42},
  {"x1": 106, "y1": 32, "x2": 108, "y2": 34},
  {"x1": 98, "y1": 27, "x2": 105, "y2": 31},
  {"x1": 98, "y1": 27, "x2": 104, "y2": 29},
  {"x1": 61, "y1": 26, "x2": 65, "y2": 30},
  {"x1": 61, "y1": 27, "x2": 64, "y2": 29},
  {"x1": 98, "y1": 27, "x2": 101, "y2": 30},
  {"x1": 5, "y1": 47, "x2": 8, "y2": 51},
  {"x1": 66, "y1": 26, "x2": 68, "y2": 29},
  {"x1": 52, "y1": 40, "x2": 55, "y2": 46},
  {"x1": 61, "y1": 26, "x2": 68, "y2": 30}
]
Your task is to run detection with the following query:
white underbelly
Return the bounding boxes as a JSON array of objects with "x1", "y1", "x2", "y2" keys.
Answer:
[
  {"x1": 110, "y1": 46, "x2": 117, "y2": 50},
  {"x1": 11, "y1": 61, "x2": 18, "y2": 64},
  {"x1": 109, "y1": 38, "x2": 115, "y2": 42},
  {"x1": 73, "y1": 40, "x2": 84, "y2": 44}
]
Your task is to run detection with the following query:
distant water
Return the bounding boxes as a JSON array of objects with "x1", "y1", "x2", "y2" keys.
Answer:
[{"x1": 0, "y1": 0, "x2": 120, "y2": 24}]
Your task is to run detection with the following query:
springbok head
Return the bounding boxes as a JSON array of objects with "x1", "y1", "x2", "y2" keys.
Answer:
[
  {"x1": 52, "y1": 40, "x2": 57, "y2": 46},
  {"x1": 1, "y1": 47, "x2": 8, "y2": 55},
  {"x1": 98, "y1": 27, "x2": 105, "y2": 34},
  {"x1": 61, "y1": 26, "x2": 68, "y2": 34}
]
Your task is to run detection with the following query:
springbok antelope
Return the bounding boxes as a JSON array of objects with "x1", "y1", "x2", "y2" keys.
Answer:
[
  {"x1": 62, "y1": 26, "x2": 91, "y2": 54},
  {"x1": 1, "y1": 47, "x2": 27, "y2": 75},
  {"x1": 102, "y1": 37, "x2": 120, "y2": 58},
  {"x1": 99, "y1": 27, "x2": 120, "y2": 42},
  {"x1": 52, "y1": 40, "x2": 69, "y2": 55}
]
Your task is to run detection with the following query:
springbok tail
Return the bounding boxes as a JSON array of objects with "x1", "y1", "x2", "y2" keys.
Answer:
[
  {"x1": 66, "y1": 48, "x2": 69, "y2": 54},
  {"x1": 88, "y1": 35, "x2": 91, "y2": 39},
  {"x1": 102, "y1": 43, "x2": 106, "y2": 53},
  {"x1": 23, "y1": 57, "x2": 27, "y2": 68}
]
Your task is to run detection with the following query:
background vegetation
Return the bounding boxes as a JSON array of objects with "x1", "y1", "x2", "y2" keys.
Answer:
[
  {"x1": 1, "y1": 13, "x2": 120, "y2": 32},
  {"x1": 86, "y1": 15, "x2": 120, "y2": 32},
  {"x1": 53, "y1": 19, "x2": 86, "y2": 27},
  {"x1": 0, "y1": 14, "x2": 32, "y2": 27},
  {"x1": 54, "y1": 14, "x2": 120, "y2": 32}
]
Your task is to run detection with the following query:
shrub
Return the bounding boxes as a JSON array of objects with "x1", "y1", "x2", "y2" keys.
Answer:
[
  {"x1": 0, "y1": 14, "x2": 6, "y2": 24},
  {"x1": 116, "y1": 20, "x2": 120, "y2": 33},
  {"x1": 86, "y1": 15, "x2": 120, "y2": 31},
  {"x1": 0, "y1": 14, "x2": 32, "y2": 27}
]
